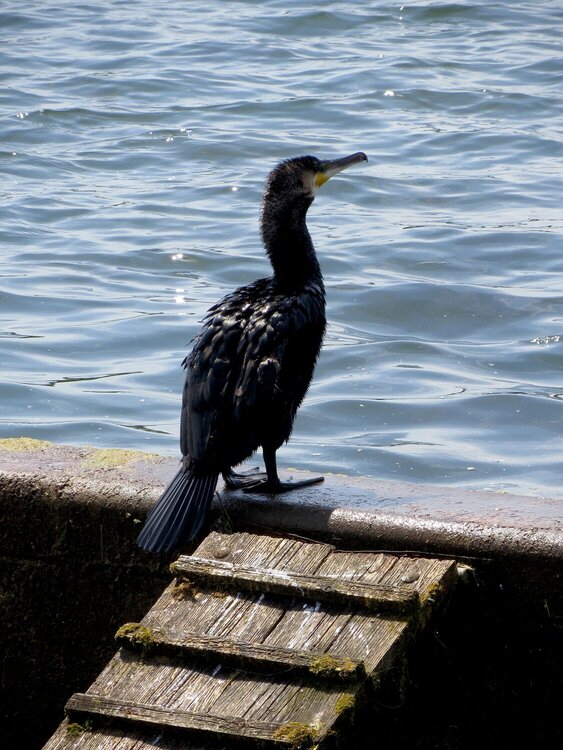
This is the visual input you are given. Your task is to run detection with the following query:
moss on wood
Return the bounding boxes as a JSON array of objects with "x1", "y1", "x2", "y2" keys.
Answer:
[
  {"x1": 171, "y1": 578, "x2": 199, "y2": 600},
  {"x1": 115, "y1": 622, "x2": 155, "y2": 657},
  {"x1": 334, "y1": 693, "x2": 355, "y2": 715},
  {"x1": 273, "y1": 722, "x2": 317, "y2": 748},
  {"x1": 309, "y1": 654, "x2": 361, "y2": 679},
  {"x1": 66, "y1": 719, "x2": 93, "y2": 736}
]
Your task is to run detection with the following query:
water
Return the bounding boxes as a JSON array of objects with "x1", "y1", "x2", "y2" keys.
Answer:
[{"x1": 1, "y1": 1, "x2": 563, "y2": 500}]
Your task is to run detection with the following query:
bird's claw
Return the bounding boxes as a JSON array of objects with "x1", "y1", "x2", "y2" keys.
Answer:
[
  {"x1": 223, "y1": 469, "x2": 268, "y2": 490},
  {"x1": 243, "y1": 475, "x2": 324, "y2": 494}
]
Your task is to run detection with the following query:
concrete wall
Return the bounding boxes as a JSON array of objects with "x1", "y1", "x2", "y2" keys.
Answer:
[
  {"x1": 0, "y1": 441, "x2": 172, "y2": 749},
  {"x1": 0, "y1": 439, "x2": 561, "y2": 748}
]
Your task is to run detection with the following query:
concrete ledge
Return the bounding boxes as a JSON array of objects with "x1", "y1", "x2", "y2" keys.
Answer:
[
  {"x1": 219, "y1": 471, "x2": 562, "y2": 562},
  {"x1": 1, "y1": 437, "x2": 560, "y2": 565},
  {"x1": 0, "y1": 439, "x2": 561, "y2": 748}
]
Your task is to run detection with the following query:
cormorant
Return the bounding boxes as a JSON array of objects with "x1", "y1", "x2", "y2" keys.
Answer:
[{"x1": 138, "y1": 151, "x2": 368, "y2": 553}]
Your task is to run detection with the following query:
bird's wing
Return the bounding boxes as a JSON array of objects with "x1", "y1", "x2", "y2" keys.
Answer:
[
  {"x1": 232, "y1": 298, "x2": 310, "y2": 421},
  {"x1": 179, "y1": 283, "x2": 318, "y2": 465},
  {"x1": 180, "y1": 302, "x2": 245, "y2": 463}
]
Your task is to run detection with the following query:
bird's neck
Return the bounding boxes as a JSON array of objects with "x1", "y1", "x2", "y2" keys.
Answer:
[{"x1": 261, "y1": 198, "x2": 322, "y2": 290}]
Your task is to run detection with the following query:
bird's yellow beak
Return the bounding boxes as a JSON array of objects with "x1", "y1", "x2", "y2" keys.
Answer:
[{"x1": 315, "y1": 151, "x2": 368, "y2": 187}]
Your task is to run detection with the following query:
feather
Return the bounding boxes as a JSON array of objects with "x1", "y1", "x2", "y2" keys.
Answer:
[{"x1": 137, "y1": 468, "x2": 218, "y2": 553}]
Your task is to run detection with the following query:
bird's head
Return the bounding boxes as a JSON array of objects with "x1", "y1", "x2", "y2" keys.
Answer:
[
  {"x1": 261, "y1": 151, "x2": 367, "y2": 283},
  {"x1": 263, "y1": 152, "x2": 368, "y2": 213}
]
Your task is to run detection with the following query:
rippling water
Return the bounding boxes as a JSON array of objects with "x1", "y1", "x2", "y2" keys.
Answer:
[{"x1": 2, "y1": 1, "x2": 563, "y2": 499}]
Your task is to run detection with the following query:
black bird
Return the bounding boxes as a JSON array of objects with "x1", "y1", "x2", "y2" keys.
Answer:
[{"x1": 138, "y1": 151, "x2": 368, "y2": 553}]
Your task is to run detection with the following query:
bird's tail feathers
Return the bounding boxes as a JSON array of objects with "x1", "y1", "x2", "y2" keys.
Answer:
[{"x1": 137, "y1": 468, "x2": 218, "y2": 553}]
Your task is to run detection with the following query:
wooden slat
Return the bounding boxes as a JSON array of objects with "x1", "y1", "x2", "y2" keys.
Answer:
[
  {"x1": 143, "y1": 534, "x2": 446, "y2": 678},
  {"x1": 116, "y1": 624, "x2": 365, "y2": 681},
  {"x1": 85, "y1": 655, "x2": 350, "y2": 738},
  {"x1": 170, "y1": 555, "x2": 419, "y2": 614},
  {"x1": 65, "y1": 693, "x2": 313, "y2": 746},
  {"x1": 44, "y1": 721, "x2": 227, "y2": 750},
  {"x1": 195, "y1": 531, "x2": 335, "y2": 572}
]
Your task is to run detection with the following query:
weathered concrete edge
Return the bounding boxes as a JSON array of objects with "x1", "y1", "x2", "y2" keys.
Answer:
[
  {"x1": 219, "y1": 494, "x2": 563, "y2": 563},
  {"x1": 0, "y1": 439, "x2": 561, "y2": 565}
]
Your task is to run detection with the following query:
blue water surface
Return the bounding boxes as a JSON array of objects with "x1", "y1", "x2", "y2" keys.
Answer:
[{"x1": 1, "y1": 1, "x2": 563, "y2": 498}]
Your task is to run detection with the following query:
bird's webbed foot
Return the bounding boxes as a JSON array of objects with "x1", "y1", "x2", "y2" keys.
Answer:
[
  {"x1": 222, "y1": 467, "x2": 268, "y2": 490},
  {"x1": 243, "y1": 475, "x2": 324, "y2": 494}
]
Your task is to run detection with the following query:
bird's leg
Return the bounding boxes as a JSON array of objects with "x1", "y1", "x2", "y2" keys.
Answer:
[
  {"x1": 243, "y1": 446, "x2": 324, "y2": 493},
  {"x1": 222, "y1": 467, "x2": 268, "y2": 490}
]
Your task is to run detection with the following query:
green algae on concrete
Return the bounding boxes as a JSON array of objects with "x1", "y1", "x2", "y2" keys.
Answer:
[
  {"x1": 0, "y1": 437, "x2": 52, "y2": 452},
  {"x1": 85, "y1": 447, "x2": 161, "y2": 469}
]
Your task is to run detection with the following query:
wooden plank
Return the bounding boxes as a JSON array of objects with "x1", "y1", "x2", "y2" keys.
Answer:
[
  {"x1": 206, "y1": 671, "x2": 353, "y2": 733},
  {"x1": 140, "y1": 532, "x2": 335, "y2": 651},
  {"x1": 315, "y1": 550, "x2": 457, "y2": 594},
  {"x1": 147, "y1": 586, "x2": 287, "y2": 646},
  {"x1": 260, "y1": 597, "x2": 410, "y2": 676},
  {"x1": 195, "y1": 531, "x2": 335, "y2": 572},
  {"x1": 86, "y1": 651, "x2": 355, "y2": 746},
  {"x1": 43, "y1": 720, "x2": 223, "y2": 750},
  {"x1": 143, "y1": 535, "x2": 455, "y2": 680},
  {"x1": 65, "y1": 693, "x2": 311, "y2": 746},
  {"x1": 87, "y1": 652, "x2": 220, "y2": 714},
  {"x1": 116, "y1": 624, "x2": 365, "y2": 681},
  {"x1": 141, "y1": 532, "x2": 336, "y2": 652},
  {"x1": 259, "y1": 549, "x2": 456, "y2": 675},
  {"x1": 170, "y1": 556, "x2": 419, "y2": 614},
  {"x1": 85, "y1": 652, "x2": 340, "y2": 737},
  {"x1": 144, "y1": 535, "x2": 412, "y2": 680}
]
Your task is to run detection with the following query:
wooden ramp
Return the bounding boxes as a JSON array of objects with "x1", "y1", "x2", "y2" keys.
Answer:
[{"x1": 43, "y1": 531, "x2": 457, "y2": 749}]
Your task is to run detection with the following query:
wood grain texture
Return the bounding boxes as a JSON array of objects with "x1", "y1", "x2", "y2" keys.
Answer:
[
  {"x1": 43, "y1": 531, "x2": 457, "y2": 749},
  {"x1": 170, "y1": 556, "x2": 419, "y2": 614},
  {"x1": 116, "y1": 627, "x2": 365, "y2": 681},
  {"x1": 43, "y1": 720, "x2": 222, "y2": 750},
  {"x1": 66, "y1": 693, "x2": 298, "y2": 744}
]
